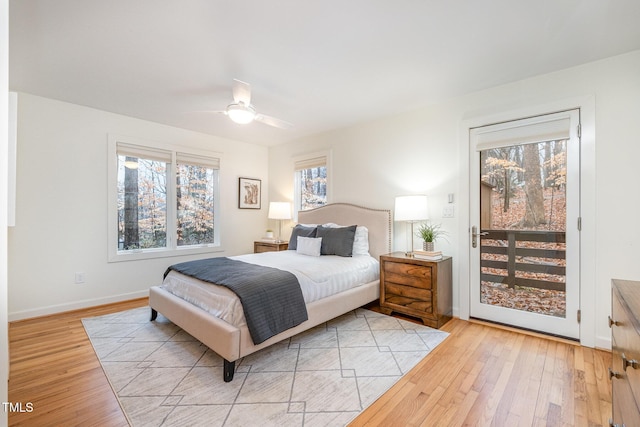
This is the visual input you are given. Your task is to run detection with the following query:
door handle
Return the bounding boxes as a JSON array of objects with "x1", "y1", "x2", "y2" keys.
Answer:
[{"x1": 472, "y1": 226, "x2": 489, "y2": 248}]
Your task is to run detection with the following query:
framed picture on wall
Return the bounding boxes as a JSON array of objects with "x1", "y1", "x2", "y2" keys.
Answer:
[{"x1": 238, "y1": 177, "x2": 261, "y2": 209}]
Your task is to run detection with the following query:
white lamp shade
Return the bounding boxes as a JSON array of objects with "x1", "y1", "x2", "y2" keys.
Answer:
[
  {"x1": 394, "y1": 195, "x2": 428, "y2": 222},
  {"x1": 268, "y1": 202, "x2": 292, "y2": 220}
]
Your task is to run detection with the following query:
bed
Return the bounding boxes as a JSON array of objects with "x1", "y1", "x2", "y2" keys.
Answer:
[{"x1": 149, "y1": 203, "x2": 392, "y2": 382}]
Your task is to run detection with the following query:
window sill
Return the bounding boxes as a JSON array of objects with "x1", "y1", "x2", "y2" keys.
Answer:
[{"x1": 108, "y1": 244, "x2": 224, "y2": 263}]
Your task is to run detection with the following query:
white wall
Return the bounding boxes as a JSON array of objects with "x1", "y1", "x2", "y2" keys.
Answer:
[
  {"x1": 269, "y1": 49, "x2": 640, "y2": 349},
  {"x1": 8, "y1": 93, "x2": 269, "y2": 320},
  {"x1": 1, "y1": 0, "x2": 9, "y2": 424}
]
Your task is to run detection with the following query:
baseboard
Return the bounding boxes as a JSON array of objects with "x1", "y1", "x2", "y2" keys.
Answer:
[
  {"x1": 595, "y1": 334, "x2": 612, "y2": 351},
  {"x1": 8, "y1": 290, "x2": 149, "y2": 321}
]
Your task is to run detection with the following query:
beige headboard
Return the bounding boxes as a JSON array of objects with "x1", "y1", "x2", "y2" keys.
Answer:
[{"x1": 297, "y1": 203, "x2": 391, "y2": 259}]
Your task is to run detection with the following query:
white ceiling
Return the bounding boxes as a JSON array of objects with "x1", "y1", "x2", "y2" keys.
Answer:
[{"x1": 9, "y1": 1, "x2": 640, "y2": 146}]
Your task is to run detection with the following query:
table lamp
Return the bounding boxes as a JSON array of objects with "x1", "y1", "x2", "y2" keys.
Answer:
[
  {"x1": 394, "y1": 195, "x2": 428, "y2": 257},
  {"x1": 268, "y1": 202, "x2": 292, "y2": 243}
]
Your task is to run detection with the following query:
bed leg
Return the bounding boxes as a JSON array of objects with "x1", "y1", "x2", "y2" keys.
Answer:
[
  {"x1": 223, "y1": 359, "x2": 235, "y2": 382},
  {"x1": 150, "y1": 308, "x2": 158, "y2": 321}
]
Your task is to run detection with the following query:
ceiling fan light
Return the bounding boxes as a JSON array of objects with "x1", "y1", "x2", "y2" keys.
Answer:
[{"x1": 226, "y1": 103, "x2": 256, "y2": 124}]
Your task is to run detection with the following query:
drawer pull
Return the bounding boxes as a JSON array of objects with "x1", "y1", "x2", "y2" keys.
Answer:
[
  {"x1": 622, "y1": 353, "x2": 639, "y2": 371},
  {"x1": 608, "y1": 419, "x2": 624, "y2": 427},
  {"x1": 609, "y1": 367, "x2": 621, "y2": 380},
  {"x1": 608, "y1": 316, "x2": 620, "y2": 327}
]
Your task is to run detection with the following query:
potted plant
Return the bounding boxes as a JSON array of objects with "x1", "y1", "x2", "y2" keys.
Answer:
[
  {"x1": 265, "y1": 229, "x2": 274, "y2": 239},
  {"x1": 416, "y1": 223, "x2": 446, "y2": 251}
]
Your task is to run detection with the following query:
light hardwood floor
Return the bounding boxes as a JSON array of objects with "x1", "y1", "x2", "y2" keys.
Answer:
[
  {"x1": 8, "y1": 299, "x2": 612, "y2": 426},
  {"x1": 352, "y1": 314, "x2": 612, "y2": 426}
]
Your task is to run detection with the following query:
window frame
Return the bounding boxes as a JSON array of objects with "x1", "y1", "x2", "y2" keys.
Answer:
[
  {"x1": 293, "y1": 150, "x2": 331, "y2": 219},
  {"x1": 107, "y1": 134, "x2": 222, "y2": 262}
]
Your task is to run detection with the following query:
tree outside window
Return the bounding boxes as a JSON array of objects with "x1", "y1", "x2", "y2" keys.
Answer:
[
  {"x1": 176, "y1": 162, "x2": 215, "y2": 246},
  {"x1": 117, "y1": 156, "x2": 168, "y2": 250},
  {"x1": 297, "y1": 166, "x2": 327, "y2": 210}
]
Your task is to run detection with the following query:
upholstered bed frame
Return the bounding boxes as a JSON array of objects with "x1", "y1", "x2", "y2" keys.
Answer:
[{"x1": 149, "y1": 203, "x2": 392, "y2": 381}]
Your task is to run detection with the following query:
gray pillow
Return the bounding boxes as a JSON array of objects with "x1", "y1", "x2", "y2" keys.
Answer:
[
  {"x1": 288, "y1": 225, "x2": 317, "y2": 250},
  {"x1": 316, "y1": 225, "x2": 357, "y2": 257}
]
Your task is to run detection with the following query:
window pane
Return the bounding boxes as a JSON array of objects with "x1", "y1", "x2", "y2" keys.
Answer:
[
  {"x1": 479, "y1": 140, "x2": 568, "y2": 318},
  {"x1": 176, "y1": 162, "x2": 216, "y2": 246},
  {"x1": 298, "y1": 166, "x2": 327, "y2": 210},
  {"x1": 117, "y1": 155, "x2": 168, "y2": 251}
]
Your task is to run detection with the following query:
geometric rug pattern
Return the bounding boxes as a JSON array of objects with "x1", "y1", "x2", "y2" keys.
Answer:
[{"x1": 82, "y1": 306, "x2": 449, "y2": 427}]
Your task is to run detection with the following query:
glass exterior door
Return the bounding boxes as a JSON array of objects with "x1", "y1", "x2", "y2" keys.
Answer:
[{"x1": 470, "y1": 110, "x2": 580, "y2": 339}]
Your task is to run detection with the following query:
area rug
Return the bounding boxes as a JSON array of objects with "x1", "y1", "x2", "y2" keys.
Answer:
[{"x1": 82, "y1": 306, "x2": 449, "y2": 427}]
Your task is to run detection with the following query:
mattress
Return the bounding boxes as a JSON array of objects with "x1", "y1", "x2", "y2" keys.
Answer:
[{"x1": 160, "y1": 250, "x2": 380, "y2": 327}]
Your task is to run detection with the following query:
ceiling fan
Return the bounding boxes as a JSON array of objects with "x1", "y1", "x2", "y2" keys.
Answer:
[{"x1": 210, "y1": 79, "x2": 293, "y2": 129}]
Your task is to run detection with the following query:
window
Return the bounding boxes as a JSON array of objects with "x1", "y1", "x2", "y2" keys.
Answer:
[
  {"x1": 294, "y1": 152, "x2": 329, "y2": 215},
  {"x1": 175, "y1": 153, "x2": 218, "y2": 247},
  {"x1": 116, "y1": 144, "x2": 170, "y2": 251},
  {"x1": 109, "y1": 136, "x2": 220, "y2": 261}
]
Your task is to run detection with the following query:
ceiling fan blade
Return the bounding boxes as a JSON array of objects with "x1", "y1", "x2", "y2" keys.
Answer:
[
  {"x1": 255, "y1": 113, "x2": 293, "y2": 129},
  {"x1": 189, "y1": 110, "x2": 227, "y2": 115},
  {"x1": 232, "y1": 79, "x2": 251, "y2": 105}
]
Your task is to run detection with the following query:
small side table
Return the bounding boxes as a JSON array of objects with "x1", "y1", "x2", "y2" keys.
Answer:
[
  {"x1": 379, "y1": 252, "x2": 452, "y2": 328},
  {"x1": 254, "y1": 241, "x2": 289, "y2": 253}
]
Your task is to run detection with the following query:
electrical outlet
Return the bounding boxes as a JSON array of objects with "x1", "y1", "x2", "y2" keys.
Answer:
[
  {"x1": 75, "y1": 272, "x2": 85, "y2": 284},
  {"x1": 443, "y1": 206, "x2": 454, "y2": 218}
]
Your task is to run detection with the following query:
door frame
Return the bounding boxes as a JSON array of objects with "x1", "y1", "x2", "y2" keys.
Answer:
[{"x1": 457, "y1": 96, "x2": 596, "y2": 347}]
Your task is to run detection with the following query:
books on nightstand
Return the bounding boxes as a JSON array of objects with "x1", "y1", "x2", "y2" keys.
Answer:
[{"x1": 413, "y1": 250, "x2": 443, "y2": 260}]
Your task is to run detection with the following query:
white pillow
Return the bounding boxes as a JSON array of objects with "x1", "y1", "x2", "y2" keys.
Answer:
[
  {"x1": 352, "y1": 226, "x2": 369, "y2": 256},
  {"x1": 322, "y1": 223, "x2": 369, "y2": 256},
  {"x1": 296, "y1": 236, "x2": 322, "y2": 257}
]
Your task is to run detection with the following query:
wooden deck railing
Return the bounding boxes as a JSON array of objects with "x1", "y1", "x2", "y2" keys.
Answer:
[{"x1": 480, "y1": 229, "x2": 566, "y2": 292}]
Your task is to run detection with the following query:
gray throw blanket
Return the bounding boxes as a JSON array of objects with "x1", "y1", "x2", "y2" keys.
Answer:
[{"x1": 164, "y1": 257, "x2": 308, "y2": 344}]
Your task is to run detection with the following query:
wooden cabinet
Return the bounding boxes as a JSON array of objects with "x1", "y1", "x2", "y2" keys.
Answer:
[
  {"x1": 254, "y1": 241, "x2": 288, "y2": 253},
  {"x1": 610, "y1": 279, "x2": 640, "y2": 427},
  {"x1": 379, "y1": 252, "x2": 452, "y2": 328}
]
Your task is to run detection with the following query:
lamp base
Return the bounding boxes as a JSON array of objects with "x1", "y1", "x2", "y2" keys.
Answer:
[
  {"x1": 276, "y1": 220, "x2": 285, "y2": 244},
  {"x1": 405, "y1": 222, "x2": 417, "y2": 258}
]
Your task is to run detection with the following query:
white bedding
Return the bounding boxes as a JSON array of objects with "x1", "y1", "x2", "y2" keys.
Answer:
[{"x1": 161, "y1": 251, "x2": 380, "y2": 327}]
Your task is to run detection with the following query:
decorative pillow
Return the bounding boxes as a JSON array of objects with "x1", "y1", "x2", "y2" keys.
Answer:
[
  {"x1": 321, "y1": 223, "x2": 369, "y2": 256},
  {"x1": 315, "y1": 225, "x2": 357, "y2": 257},
  {"x1": 296, "y1": 236, "x2": 322, "y2": 257},
  {"x1": 288, "y1": 225, "x2": 317, "y2": 250},
  {"x1": 352, "y1": 226, "x2": 369, "y2": 256}
]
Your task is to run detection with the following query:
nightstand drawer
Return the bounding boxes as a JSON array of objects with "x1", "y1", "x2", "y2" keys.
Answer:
[
  {"x1": 383, "y1": 261, "x2": 433, "y2": 289},
  {"x1": 254, "y1": 241, "x2": 288, "y2": 253},
  {"x1": 384, "y1": 282, "x2": 433, "y2": 313}
]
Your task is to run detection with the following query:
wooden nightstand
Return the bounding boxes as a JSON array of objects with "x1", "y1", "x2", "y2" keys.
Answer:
[
  {"x1": 379, "y1": 252, "x2": 453, "y2": 328},
  {"x1": 254, "y1": 241, "x2": 289, "y2": 253}
]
